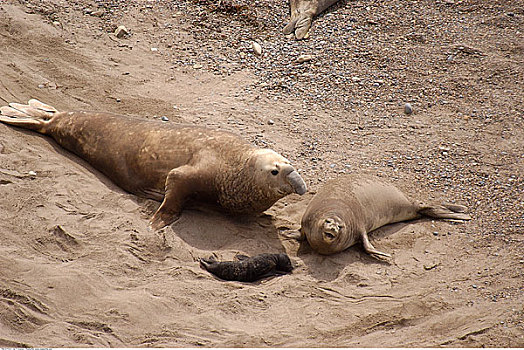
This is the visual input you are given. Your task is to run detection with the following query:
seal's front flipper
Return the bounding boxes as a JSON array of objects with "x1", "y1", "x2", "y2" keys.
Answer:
[
  {"x1": 294, "y1": 14, "x2": 313, "y2": 39},
  {"x1": 361, "y1": 231, "x2": 391, "y2": 259},
  {"x1": 279, "y1": 228, "x2": 306, "y2": 241},
  {"x1": 283, "y1": 17, "x2": 299, "y2": 35},
  {"x1": 149, "y1": 165, "x2": 200, "y2": 230}
]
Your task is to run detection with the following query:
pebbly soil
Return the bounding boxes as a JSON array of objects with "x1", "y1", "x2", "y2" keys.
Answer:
[{"x1": 0, "y1": 0, "x2": 522, "y2": 347}]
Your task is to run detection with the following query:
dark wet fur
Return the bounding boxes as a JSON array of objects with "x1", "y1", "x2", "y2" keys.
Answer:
[{"x1": 199, "y1": 253, "x2": 293, "y2": 282}]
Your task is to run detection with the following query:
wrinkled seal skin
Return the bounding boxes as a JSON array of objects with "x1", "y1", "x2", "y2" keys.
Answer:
[
  {"x1": 299, "y1": 175, "x2": 471, "y2": 257},
  {"x1": 283, "y1": 0, "x2": 340, "y2": 39},
  {"x1": 0, "y1": 100, "x2": 307, "y2": 230},
  {"x1": 200, "y1": 253, "x2": 293, "y2": 282}
]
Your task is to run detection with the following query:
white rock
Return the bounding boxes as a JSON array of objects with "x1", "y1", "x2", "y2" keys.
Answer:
[
  {"x1": 252, "y1": 41, "x2": 262, "y2": 56},
  {"x1": 404, "y1": 103, "x2": 413, "y2": 115},
  {"x1": 114, "y1": 25, "x2": 129, "y2": 38},
  {"x1": 297, "y1": 54, "x2": 313, "y2": 63}
]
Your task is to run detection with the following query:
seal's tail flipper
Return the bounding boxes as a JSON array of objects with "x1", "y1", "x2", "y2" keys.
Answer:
[
  {"x1": 418, "y1": 204, "x2": 472, "y2": 221},
  {"x1": 0, "y1": 99, "x2": 58, "y2": 132}
]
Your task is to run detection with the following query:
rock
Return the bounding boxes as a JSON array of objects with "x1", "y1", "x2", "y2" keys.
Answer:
[
  {"x1": 297, "y1": 54, "x2": 313, "y2": 63},
  {"x1": 252, "y1": 41, "x2": 262, "y2": 56},
  {"x1": 161, "y1": 116, "x2": 169, "y2": 122},
  {"x1": 90, "y1": 9, "x2": 104, "y2": 17},
  {"x1": 193, "y1": 63, "x2": 203, "y2": 69},
  {"x1": 404, "y1": 103, "x2": 413, "y2": 115},
  {"x1": 150, "y1": 47, "x2": 158, "y2": 52},
  {"x1": 28, "y1": 171, "x2": 37, "y2": 177},
  {"x1": 114, "y1": 25, "x2": 129, "y2": 38},
  {"x1": 267, "y1": 119, "x2": 275, "y2": 125}
]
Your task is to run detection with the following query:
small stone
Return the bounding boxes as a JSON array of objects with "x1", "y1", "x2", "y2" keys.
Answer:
[
  {"x1": 193, "y1": 63, "x2": 203, "y2": 69},
  {"x1": 252, "y1": 41, "x2": 262, "y2": 56},
  {"x1": 28, "y1": 171, "x2": 37, "y2": 176},
  {"x1": 432, "y1": 231, "x2": 439, "y2": 236},
  {"x1": 423, "y1": 262, "x2": 439, "y2": 270},
  {"x1": 404, "y1": 103, "x2": 413, "y2": 115},
  {"x1": 161, "y1": 116, "x2": 169, "y2": 122},
  {"x1": 297, "y1": 54, "x2": 313, "y2": 63},
  {"x1": 116, "y1": 98, "x2": 121, "y2": 102},
  {"x1": 267, "y1": 119, "x2": 274, "y2": 125},
  {"x1": 90, "y1": 9, "x2": 104, "y2": 17},
  {"x1": 114, "y1": 25, "x2": 129, "y2": 38},
  {"x1": 150, "y1": 47, "x2": 158, "y2": 52}
]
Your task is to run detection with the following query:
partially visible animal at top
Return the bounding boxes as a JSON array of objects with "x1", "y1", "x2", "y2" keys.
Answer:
[
  {"x1": 0, "y1": 99, "x2": 307, "y2": 230},
  {"x1": 283, "y1": 0, "x2": 341, "y2": 39}
]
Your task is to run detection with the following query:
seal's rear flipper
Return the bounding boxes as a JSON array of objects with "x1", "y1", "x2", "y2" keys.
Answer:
[
  {"x1": 419, "y1": 205, "x2": 472, "y2": 221},
  {"x1": 0, "y1": 99, "x2": 57, "y2": 133}
]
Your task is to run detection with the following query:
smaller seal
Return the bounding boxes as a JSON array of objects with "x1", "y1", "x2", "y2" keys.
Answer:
[
  {"x1": 294, "y1": 175, "x2": 471, "y2": 257},
  {"x1": 283, "y1": 0, "x2": 340, "y2": 39},
  {"x1": 199, "y1": 253, "x2": 293, "y2": 282}
]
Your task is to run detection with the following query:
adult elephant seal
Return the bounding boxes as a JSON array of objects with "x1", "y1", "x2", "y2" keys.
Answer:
[
  {"x1": 292, "y1": 175, "x2": 471, "y2": 257},
  {"x1": 283, "y1": 0, "x2": 340, "y2": 39},
  {"x1": 0, "y1": 99, "x2": 307, "y2": 230}
]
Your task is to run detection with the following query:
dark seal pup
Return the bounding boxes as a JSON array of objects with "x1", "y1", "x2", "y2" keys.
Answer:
[
  {"x1": 0, "y1": 100, "x2": 307, "y2": 230},
  {"x1": 200, "y1": 253, "x2": 293, "y2": 282},
  {"x1": 293, "y1": 175, "x2": 471, "y2": 257},
  {"x1": 283, "y1": 0, "x2": 340, "y2": 39}
]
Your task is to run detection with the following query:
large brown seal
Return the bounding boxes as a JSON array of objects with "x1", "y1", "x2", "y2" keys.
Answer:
[
  {"x1": 292, "y1": 175, "x2": 471, "y2": 257},
  {"x1": 200, "y1": 253, "x2": 293, "y2": 282},
  {"x1": 283, "y1": 0, "x2": 340, "y2": 39},
  {"x1": 0, "y1": 99, "x2": 307, "y2": 230}
]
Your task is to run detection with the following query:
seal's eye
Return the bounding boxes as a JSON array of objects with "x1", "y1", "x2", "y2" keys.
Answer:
[{"x1": 271, "y1": 170, "x2": 279, "y2": 176}]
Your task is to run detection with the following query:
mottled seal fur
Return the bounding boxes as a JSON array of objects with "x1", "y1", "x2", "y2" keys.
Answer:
[
  {"x1": 200, "y1": 253, "x2": 293, "y2": 282},
  {"x1": 284, "y1": 0, "x2": 340, "y2": 39},
  {"x1": 295, "y1": 175, "x2": 471, "y2": 257},
  {"x1": 0, "y1": 100, "x2": 307, "y2": 230}
]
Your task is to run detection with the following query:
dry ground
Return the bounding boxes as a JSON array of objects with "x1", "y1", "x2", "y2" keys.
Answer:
[{"x1": 0, "y1": 0, "x2": 522, "y2": 347}]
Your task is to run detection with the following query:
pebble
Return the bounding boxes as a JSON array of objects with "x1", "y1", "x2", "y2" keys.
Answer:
[
  {"x1": 90, "y1": 9, "x2": 104, "y2": 17},
  {"x1": 432, "y1": 231, "x2": 439, "y2": 236},
  {"x1": 150, "y1": 47, "x2": 158, "y2": 52},
  {"x1": 161, "y1": 116, "x2": 169, "y2": 122},
  {"x1": 267, "y1": 119, "x2": 274, "y2": 125},
  {"x1": 252, "y1": 41, "x2": 262, "y2": 56},
  {"x1": 28, "y1": 171, "x2": 37, "y2": 177},
  {"x1": 404, "y1": 103, "x2": 413, "y2": 115},
  {"x1": 193, "y1": 63, "x2": 203, "y2": 69},
  {"x1": 114, "y1": 25, "x2": 129, "y2": 38},
  {"x1": 296, "y1": 54, "x2": 313, "y2": 63}
]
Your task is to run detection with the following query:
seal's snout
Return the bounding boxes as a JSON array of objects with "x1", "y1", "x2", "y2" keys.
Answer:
[{"x1": 286, "y1": 170, "x2": 307, "y2": 195}]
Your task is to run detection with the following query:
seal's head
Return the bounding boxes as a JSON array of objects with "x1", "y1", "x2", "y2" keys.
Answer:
[
  {"x1": 306, "y1": 214, "x2": 349, "y2": 255},
  {"x1": 275, "y1": 253, "x2": 294, "y2": 272},
  {"x1": 250, "y1": 149, "x2": 307, "y2": 197}
]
